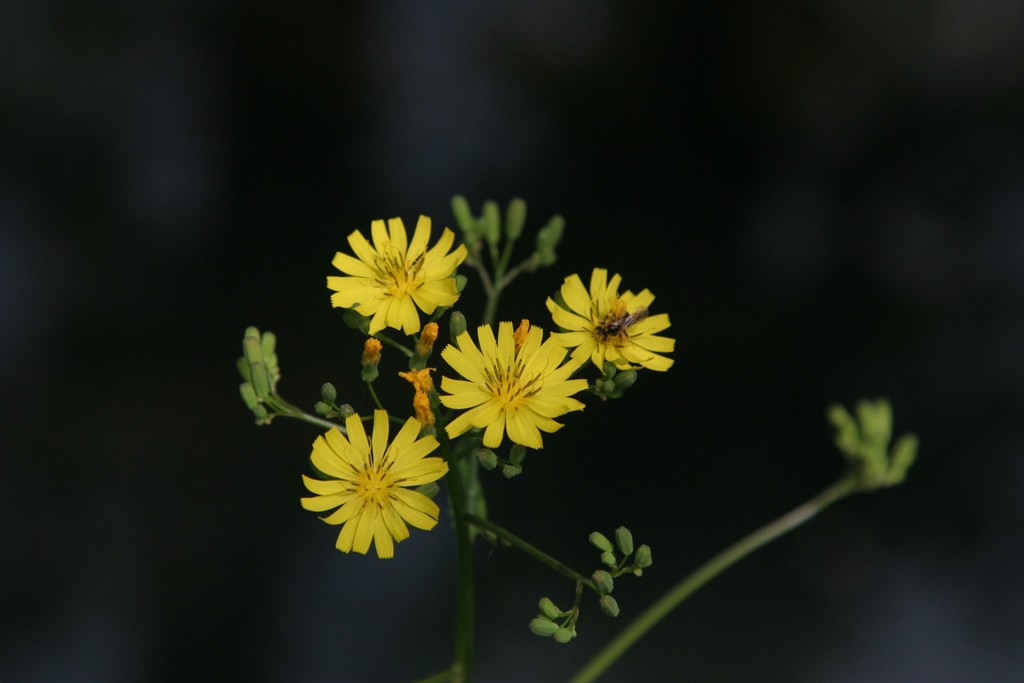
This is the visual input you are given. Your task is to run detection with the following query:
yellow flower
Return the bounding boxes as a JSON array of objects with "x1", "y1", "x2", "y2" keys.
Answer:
[
  {"x1": 439, "y1": 320, "x2": 589, "y2": 449},
  {"x1": 328, "y1": 216, "x2": 468, "y2": 335},
  {"x1": 300, "y1": 410, "x2": 448, "y2": 559},
  {"x1": 546, "y1": 268, "x2": 674, "y2": 372}
]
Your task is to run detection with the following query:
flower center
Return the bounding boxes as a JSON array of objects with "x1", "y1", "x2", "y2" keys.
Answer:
[
  {"x1": 356, "y1": 467, "x2": 393, "y2": 506},
  {"x1": 375, "y1": 247, "x2": 424, "y2": 297},
  {"x1": 486, "y1": 359, "x2": 540, "y2": 410}
]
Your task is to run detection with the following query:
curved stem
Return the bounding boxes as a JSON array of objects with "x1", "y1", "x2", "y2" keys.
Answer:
[{"x1": 568, "y1": 474, "x2": 859, "y2": 683}]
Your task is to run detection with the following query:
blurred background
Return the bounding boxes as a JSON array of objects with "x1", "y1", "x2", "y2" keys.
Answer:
[{"x1": 3, "y1": 1, "x2": 1023, "y2": 681}]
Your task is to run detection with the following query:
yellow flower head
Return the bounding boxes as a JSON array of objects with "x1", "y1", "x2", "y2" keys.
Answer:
[
  {"x1": 300, "y1": 410, "x2": 449, "y2": 559},
  {"x1": 546, "y1": 268, "x2": 674, "y2": 372},
  {"x1": 438, "y1": 321, "x2": 589, "y2": 449},
  {"x1": 328, "y1": 216, "x2": 468, "y2": 335}
]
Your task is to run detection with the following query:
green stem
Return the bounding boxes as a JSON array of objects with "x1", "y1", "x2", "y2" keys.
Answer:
[
  {"x1": 438, "y1": 430, "x2": 474, "y2": 682},
  {"x1": 464, "y1": 514, "x2": 595, "y2": 588},
  {"x1": 568, "y1": 474, "x2": 859, "y2": 683}
]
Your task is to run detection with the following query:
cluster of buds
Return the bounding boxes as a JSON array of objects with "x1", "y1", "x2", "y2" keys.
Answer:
[
  {"x1": 591, "y1": 362, "x2": 638, "y2": 401},
  {"x1": 450, "y1": 195, "x2": 565, "y2": 272},
  {"x1": 588, "y1": 527, "x2": 653, "y2": 618},
  {"x1": 473, "y1": 442, "x2": 528, "y2": 479},
  {"x1": 828, "y1": 398, "x2": 918, "y2": 491},
  {"x1": 529, "y1": 597, "x2": 579, "y2": 644},
  {"x1": 237, "y1": 326, "x2": 281, "y2": 424}
]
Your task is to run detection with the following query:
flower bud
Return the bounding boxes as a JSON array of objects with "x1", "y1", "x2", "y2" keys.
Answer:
[
  {"x1": 250, "y1": 360, "x2": 272, "y2": 398},
  {"x1": 538, "y1": 597, "x2": 561, "y2": 620},
  {"x1": 553, "y1": 627, "x2": 574, "y2": 644},
  {"x1": 320, "y1": 382, "x2": 337, "y2": 404},
  {"x1": 482, "y1": 199, "x2": 501, "y2": 246},
  {"x1": 615, "y1": 527, "x2": 634, "y2": 556},
  {"x1": 634, "y1": 544, "x2": 653, "y2": 568},
  {"x1": 529, "y1": 617, "x2": 559, "y2": 637},
  {"x1": 501, "y1": 463, "x2": 522, "y2": 479},
  {"x1": 242, "y1": 328, "x2": 263, "y2": 366},
  {"x1": 455, "y1": 273, "x2": 468, "y2": 292},
  {"x1": 314, "y1": 401, "x2": 331, "y2": 416},
  {"x1": 589, "y1": 531, "x2": 613, "y2": 553},
  {"x1": 448, "y1": 311, "x2": 467, "y2": 345},
  {"x1": 239, "y1": 382, "x2": 259, "y2": 410},
  {"x1": 504, "y1": 197, "x2": 527, "y2": 240},
  {"x1": 475, "y1": 448, "x2": 498, "y2": 470},
  {"x1": 887, "y1": 433, "x2": 919, "y2": 485},
  {"x1": 337, "y1": 403, "x2": 355, "y2": 418},
  {"x1": 342, "y1": 308, "x2": 371, "y2": 333},
  {"x1": 451, "y1": 194, "x2": 479, "y2": 245},
  {"x1": 599, "y1": 594, "x2": 620, "y2": 618},
  {"x1": 600, "y1": 551, "x2": 616, "y2": 568},
  {"x1": 591, "y1": 570, "x2": 614, "y2": 595},
  {"x1": 535, "y1": 214, "x2": 564, "y2": 253},
  {"x1": 509, "y1": 444, "x2": 527, "y2": 466}
]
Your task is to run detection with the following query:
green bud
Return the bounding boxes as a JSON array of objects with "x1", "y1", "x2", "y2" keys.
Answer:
[
  {"x1": 321, "y1": 382, "x2": 337, "y2": 404},
  {"x1": 535, "y1": 214, "x2": 565, "y2": 253},
  {"x1": 449, "y1": 311, "x2": 467, "y2": 344},
  {"x1": 482, "y1": 199, "x2": 501, "y2": 246},
  {"x1": 501, "y1": 463, "x2": 522, "y2": 479},
  {"x1": 242, "y1": 330, "x2": 264, "y2": 366},
  {"x1": 260, "y1": 331, "x2": 277, "y2": 361},
  {"x1": 537, "y1": 248, "x2": 557, "y2": 267},
  {"x1": 252, "y1": 404, "x2": 268, "y2": 422},
  {"x1": 612, "y1": 371, "x2": 638, "y2": 393},
  {"x1": 827, "y1": 403, "x2": 859, "y2": 456},
  {"x1": 337, "y1": 403, "x2": 355, "y2": 418},
  {"x1": 599, "y1": 594, "x2": 620, "y2": 618},
  {"x1": 236, "y1": 356, "x2": 252, "y2": 382},
  {"x1": 615, "y1": 527, "x2": 634, "y2": 556},
  {"x1": 632, "y1": 568, "x2": 644, "y2": 577},
  {"x1": 504, "y1": 197, "x2": 527, "y2": 240},
  {"x1": 553, "y1": 627, "x2": 574, "y2": 644},
  {"x1": 600, "y1": 551, "x2": 617, "y2": 567},
  {"x1": 415, "y1": 481, "x2": 440, "y2": 499},
  {"x1": 857, "y1": 398, "x2": 892, "y2": 452},
  {"x1": 239, "y1": 382, "x2": 259, "y2": 410},
  {"x1": 509, "y1": 444, "x2": 527, "y2": 465},
  {"x1": 887, "y1": 433, "x2": 919, "y2": 485},
  {"x1": 529, "y1": 617, "x2": 560, "y2": 637},
  {"x1": 451, "y1": 195, "x2": 477, "y2": 237},
  {"x1": 634, "y1": 544, "x2": 653, "y2": 568},
  {"x1": 592, "y1": 570, "x2": 614, "y2": 595},
  {"x1": 538, "y1": 597, "x2": 561, "y2": 620},
  {"x1": 314, "y1": 401, "x2": 331, "y2": 416},
  {"x1": 454, "y1": 273, "x2": 468, "y2": 293},
  {"x1": 250, "y1": 360, "x2": 272, "y2": 398},
  {"x1": 475, "y1": 448, "x2": 498, "y2": 470},
  {"x1": 589, "y1": 531, "x2": 613, "y2": 553}
]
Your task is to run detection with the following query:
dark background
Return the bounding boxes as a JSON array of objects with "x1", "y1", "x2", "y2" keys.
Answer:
[{"x1": 3, "y1": 2, "x2": 1022, "y2": 682}]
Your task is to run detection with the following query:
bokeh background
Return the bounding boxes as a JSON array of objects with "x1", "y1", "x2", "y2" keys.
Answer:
[{"x1": 3, "y1": 2, "x2": 1023, "y2": 682}]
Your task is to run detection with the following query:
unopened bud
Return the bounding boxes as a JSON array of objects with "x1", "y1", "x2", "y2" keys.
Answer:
[
  {"x1": 337, "y1": 403, "x2": 355, "y2": 418},
  {"x1": 634, "y1": 544, "x2": 653, "y2": 568},
  {"x1": 415, "y1": 481, "x2": 440, "y2": 499},
  {"x1": 475, "y1": 448, "x2": 498, "y2": 470},
  {"x1": 239, "y1": 382, "x2": 259, "y2": 410},
  {"x1": 600, "y1": 551, "x2": 616, "y2": 568},
  {"x1": 504, "y1": 197, "x2": 527, "y2": 240},
  {"x1": 501, "y1": 463, "x2": 522, "y2": 479},
  {"x1": 448, "y1": 311, "x2": 467, "y2": 344},
  {"x1": 482, "y1": 199, "x2": 501, "y2": 246},
  {"x1": 589, "y1": 532, "x2": 613, "y2": 553},
  {"x1": 509, "y1": 444, "x2": 527, "y2": 465},
  {"x1": 529, "y1": 617, "x2": 559, "y2": 637},
  {"x1": 599, "y1": 594, "x2": 620, "y2": 618},
  {"x1": 321, "y1": 382, "x2": 337, "y2": 404},
  {"x1": 250, "y1": 360, "x2": 271, "y2": 398},
  {"x1": 553, "y1": 627, "x2": 574, "y2": 644},
  {"x1": 538, "y1": 597, "x2": 560, "y2": 620},
  {"x1": 592, "y1": 570, "x2": 614, "y2": 595},
  {"x1": 361, "y1": 338, "x2": 382, "y2": 382},
  {"x1": 615, "y1": 527, "x2": 634, "y2": 556}
]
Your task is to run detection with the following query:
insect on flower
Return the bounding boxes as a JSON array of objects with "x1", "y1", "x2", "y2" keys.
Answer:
[{"x1": 595, "y1": 306, "x2": 649, "y2": 341}]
